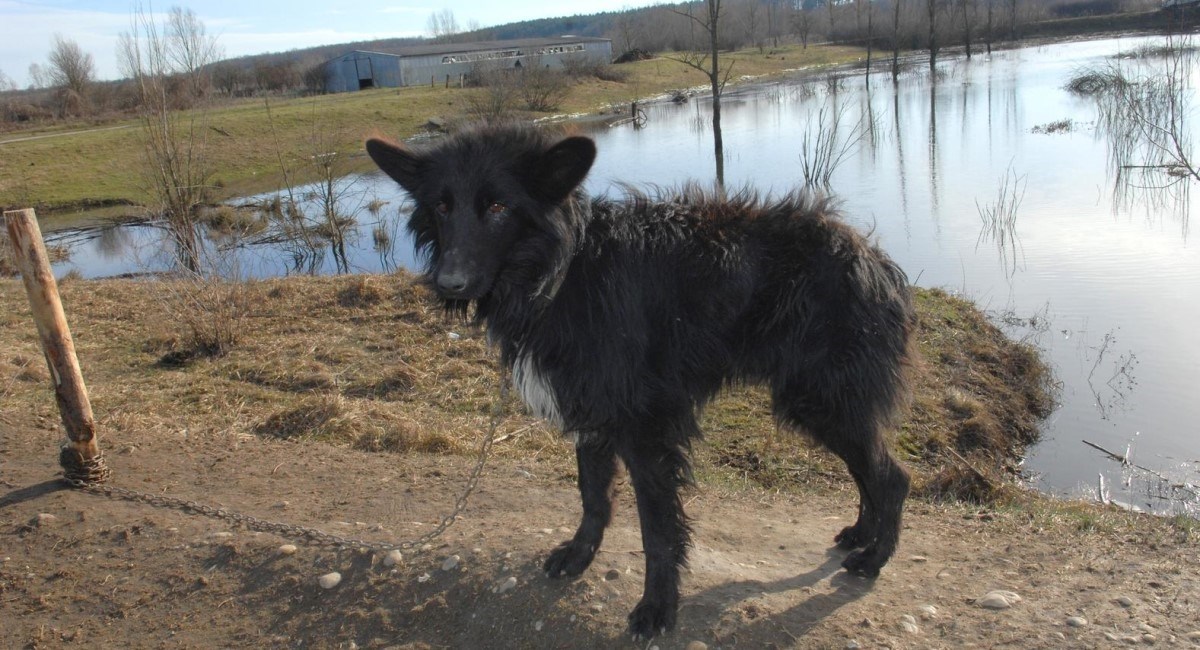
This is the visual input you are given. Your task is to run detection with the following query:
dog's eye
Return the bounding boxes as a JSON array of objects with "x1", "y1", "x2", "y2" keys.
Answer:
[
  {"x1": 487, "y1": 202, "x2": 506, "y2": 216},
  {"x1": 434, "y1": 201, "x2": 449, "y2": 216}
]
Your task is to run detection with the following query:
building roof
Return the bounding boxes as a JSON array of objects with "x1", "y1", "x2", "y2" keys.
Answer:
[
  {"x1": 394, "y1": 36, "x2": 610, "y2": 57},
  {"x1": 333, "y1": 50, "x2": 401, "y2": 59},
  {"x1": 329, "y1": 36, "x2": 611, "y2": 64}
]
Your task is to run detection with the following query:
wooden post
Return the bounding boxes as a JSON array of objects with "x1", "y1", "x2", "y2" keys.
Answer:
[{"x1": 4, "y1": 208, "x2": 104, "y2": 480}]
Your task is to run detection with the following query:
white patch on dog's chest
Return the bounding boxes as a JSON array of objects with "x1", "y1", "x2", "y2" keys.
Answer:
[{"x1": 513, "y1": 354, "x2": 563, "y2": 428}]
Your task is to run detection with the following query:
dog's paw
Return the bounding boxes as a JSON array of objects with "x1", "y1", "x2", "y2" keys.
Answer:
[
  {"x1": 841, "y1": 547, "x2": 885, "y2": 578},
  {"x1": 543, "y1": 540, "x2": 596, "y2": 579},
  {"x1": 833, "y1": 524, "x2": 869, "y2": 550},
  {"x1": 627, "y1": 598, "x2": 676, "y2": 642}
]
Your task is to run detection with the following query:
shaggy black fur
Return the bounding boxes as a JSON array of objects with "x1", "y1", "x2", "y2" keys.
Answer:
[{"x1": 366, "y1": 124, "x2": 916, "y2": 641}]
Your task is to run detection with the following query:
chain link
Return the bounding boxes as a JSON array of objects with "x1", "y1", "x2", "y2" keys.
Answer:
[{"x1": 62, "y1": 368, "x2": 510, "y2": 554}]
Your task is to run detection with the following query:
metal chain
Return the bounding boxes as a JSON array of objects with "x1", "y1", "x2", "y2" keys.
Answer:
[{"x1": 62, "y1": 367, "x2": 510, "y2": 554}]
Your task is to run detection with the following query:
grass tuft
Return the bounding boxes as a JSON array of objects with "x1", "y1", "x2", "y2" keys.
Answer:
[{"x1": 337, "y1": 276, "x2": 387, "y2": 309}]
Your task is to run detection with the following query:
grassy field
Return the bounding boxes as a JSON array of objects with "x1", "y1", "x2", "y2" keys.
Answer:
[{"x1": 0, "y1": 44, "x2": 865, "y2": 215}]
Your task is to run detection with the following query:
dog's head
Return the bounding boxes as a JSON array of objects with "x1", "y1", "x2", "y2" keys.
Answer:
[{"x1": 366, "y1": 125, "x2": 596, "y2": 304}]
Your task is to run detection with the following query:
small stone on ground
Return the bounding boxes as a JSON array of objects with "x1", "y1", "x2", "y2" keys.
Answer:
[
  {"x1": 317, "y1": 572, "x2": 341, "y2": 589},
  {"x1": 977, "y1": 590, "x2": 1021, "y2": 609}
]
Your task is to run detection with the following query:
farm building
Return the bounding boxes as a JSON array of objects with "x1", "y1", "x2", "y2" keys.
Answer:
[{"x1": 323, "y1": 37, "x2": 613, "y2": 92}]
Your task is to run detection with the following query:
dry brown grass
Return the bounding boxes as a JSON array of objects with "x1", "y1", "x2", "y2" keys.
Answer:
[{"x1": 0, "y1": 273, "x2": 1055, "y2": 507}]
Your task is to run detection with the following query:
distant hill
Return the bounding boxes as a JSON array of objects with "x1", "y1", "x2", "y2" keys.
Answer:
[{"x1": 211, "y1": 8, "x2": 633, "y2": 73}]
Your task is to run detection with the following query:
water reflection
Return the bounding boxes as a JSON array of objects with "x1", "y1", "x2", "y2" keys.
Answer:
[
  {"x1": 974, "y1": 166, "x2": 1027, "y2": 279},
  {"x1": 95, "y1": 225, "x2": 132, "y2": 259},
  {"x1": 1073, "y1": 35, "x2": 1197, "y2": 237}
]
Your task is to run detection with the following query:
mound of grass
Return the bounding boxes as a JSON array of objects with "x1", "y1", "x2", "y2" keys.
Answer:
[
  {"x1": 0, "y1": 273, "x2": 1055, "y2": 510},
  {"x1": 1032, "y1": 118, "x2": 1075, "y2": 134},
  {"x1": 1066, "y1": 68, "x2": 1128, "y2": 96}
]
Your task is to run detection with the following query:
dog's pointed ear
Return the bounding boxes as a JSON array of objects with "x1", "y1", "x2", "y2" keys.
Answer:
[
  {"x1": 366, "y1": 138, "x2": 423, "y2": 193},
  {"x1": 533, "y1": 136, "x2": 596, "y2": 203}
]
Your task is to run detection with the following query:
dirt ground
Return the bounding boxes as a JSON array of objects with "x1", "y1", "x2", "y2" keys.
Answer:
[{"x1": 3, "y1": 413, "x2": 1198, "y2": 650}]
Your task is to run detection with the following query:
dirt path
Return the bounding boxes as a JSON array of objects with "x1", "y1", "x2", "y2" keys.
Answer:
[
  {"x1": 3, "y1": 416, "x2": 1197, "y2": 650},
  {"x1": 0, "y1": 124, "x2": 135, "y2": 146}
]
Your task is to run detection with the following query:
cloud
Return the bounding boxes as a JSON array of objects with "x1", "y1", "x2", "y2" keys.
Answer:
[{"x1": 0, "y1": 4, "x2": 138, "y2": 85}]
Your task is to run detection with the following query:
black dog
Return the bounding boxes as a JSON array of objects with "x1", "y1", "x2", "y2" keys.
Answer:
[{"x1": 366, "y1": 124, "x2": 916, "y2": 640}]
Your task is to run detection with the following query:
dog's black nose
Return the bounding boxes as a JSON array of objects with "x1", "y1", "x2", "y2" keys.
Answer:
[{"x1": 437, "y1": 272, "x2": 470, "y2": 296}]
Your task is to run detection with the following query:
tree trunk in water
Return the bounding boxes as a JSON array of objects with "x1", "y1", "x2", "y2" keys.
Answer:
[
  {"x1": 710, "y1": 16, "x2": 725, "y2": 189},
  {"x1": 893, "y1": 0, "x2": 903, "y2": 82},
  {"x1": 928, "y1": 0, "x2": 938, "y2": 73},
  {"x1": 866, "y1": 3, "x2": 874, "y2": 83},
  {"x1": 963, "y1": 0, "x2": 973, "y2": 59},
  {"x1": 986, "y1": 0, "x2": 994, "y2": 54}
]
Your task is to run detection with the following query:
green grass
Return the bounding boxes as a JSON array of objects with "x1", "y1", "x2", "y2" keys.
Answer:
[{"x1": 0, "y1": 44, "x2": 865, "y2": 215}]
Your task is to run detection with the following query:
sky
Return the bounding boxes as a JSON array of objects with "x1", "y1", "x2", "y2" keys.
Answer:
[{"x1": 0, "y1": 0, "x2": 661, "y2": 87}]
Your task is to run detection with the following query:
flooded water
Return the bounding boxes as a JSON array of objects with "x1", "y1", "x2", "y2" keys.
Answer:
[{"x1": 43, "y1": 35, "x2": 1199, "y2": 515}]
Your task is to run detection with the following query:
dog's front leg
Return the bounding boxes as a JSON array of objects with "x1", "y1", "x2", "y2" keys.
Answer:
[
  {"x1": 545, "y1": 439, "x2": 618, "y2": 578},
  {"x1": 620, "y1": 435, "x2": 692, "y2": 641}
]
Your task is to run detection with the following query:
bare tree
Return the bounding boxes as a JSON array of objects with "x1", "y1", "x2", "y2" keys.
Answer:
[
  {"x1": 166, "y1": 6, "x2": 223, "y2": 99},
  {"x1": 465, "y1": 63, "x2": 520, "y2": 123},
  {"x1": 427, "y1": 9, "x2": 461, "y2": 42},
  {"x1": 791, "y1": 1, "x2": 814, "y2": 49},
  {"x1": 47, "y1": 34, "x2": 95, "y2": 113},
  {"x1": 118, "y1": 5, "x2": 217, "y2": 273},
  {"x1": 211, "y1": 62, "x2": 247, "y2": 96},
  {"x1": 519, "y1": 61, "x2": 571, "y2": 111},
  {"x1": 927, "y1": 0, "x2": 940, "y2": 71},
  {"x1": 668, "y1": 0, "x2": 734, "y2": 188},
  {"x1": 892, "y1": 0, "x2": 904, "y2": 80},
  {"x1": 301, "y1": 60, "x2": 329, "y2": 95},
  {"x1": 27, "y1": 63, "x2": 48, "y2": 89},
  {"x1": 0, "y1": 69, "x2": 15, "y2": 92},
  {"x1": 767, "y1": 0, "x2": 780, "y2": 48},
  {"x1": 740, "y1": 0, "x2": 764, "y2": 53},
  {"x1": 959, "y1": 0, "x2": 974, "y2": 59},
  {"x1": 985, "y1": 0, "x2": 994, "y2": 54},
  {"x1": 615, "y1": 6, "x2": 643, "y2": 53},
  {"x1": 253, "y1": 60, "x2": 299, "y2": 92},
  {"x1": 857, "y1": 0, "x2": 875, "y2": 81}
]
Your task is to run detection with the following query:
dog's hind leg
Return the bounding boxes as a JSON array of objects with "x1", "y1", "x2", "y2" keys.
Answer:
[
  {"x1": 827, "y1": 432, "x2": 909, "y2": 577},
  {"x1": 774, "y1": 392, "x2": 910, "y2": 578},
  {"x1": 545, "y1": 440, "x2": 618, "y2": 578},
  {"x1": 619, "y1": 425, "x2": 694, "y2": 640},
  {"x1": 833, "y1": 470, "x2": 873, "y2": 550}
]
